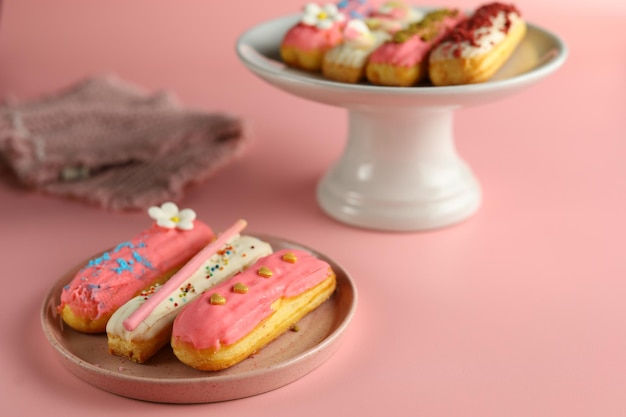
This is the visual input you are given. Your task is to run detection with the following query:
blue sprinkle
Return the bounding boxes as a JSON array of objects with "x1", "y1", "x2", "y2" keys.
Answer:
[
  {"x1": 132, "y1": 250, "x2": 154, "y2": 269},
  {"x1": 112, "y1": 258, "x2": 134, "y2": 274},
  {"x1": 113, "y1": 241, "x2": 135, "y2": 253},
  {"x1": 86, "y1": 252, "x2": 111, "y2": 268}
]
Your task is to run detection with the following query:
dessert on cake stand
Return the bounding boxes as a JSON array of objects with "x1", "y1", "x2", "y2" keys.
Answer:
[{"x1": 236, "y1": 13, "x2": 567, "y2": 231}]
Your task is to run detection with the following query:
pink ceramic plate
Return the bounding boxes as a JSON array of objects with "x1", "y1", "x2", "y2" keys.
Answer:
[{"x1": 41, "y1": 234, "x2": 357, "y2": 403}]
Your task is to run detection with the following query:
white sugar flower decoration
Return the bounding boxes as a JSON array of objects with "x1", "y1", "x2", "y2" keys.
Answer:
[
  {"x1": 301, "y1": 3, "x2": 346, "y2": 30},
  {"x1": 148, "y1": 202, "x2": 196, "y2": 230}
]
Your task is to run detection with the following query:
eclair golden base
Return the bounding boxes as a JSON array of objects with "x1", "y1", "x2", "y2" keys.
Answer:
[
  {"x1": 60, "y1": 270, "x2": 176, "y2": 334},
  {"x1": 108, "y1": 325, "x2": 172, "y2": 363},
  {"x1": 280, "y1": 45, "x2": 325, "y2": 72},
  {"x1": 59, "y1": 306, "x2": 110, "y2": 334},
  {"x1": 429, "y1": 19, "x2": 527, "y2": 86},
  {"x1": 366, "y1": 62, "x2": 424, "y2": 87},
  {"x1": 172, "y1": 271, "x2": 337, "y2": 371},
  {"x1": 322, "y1": 61, "x2": 365, "y2": 84}
]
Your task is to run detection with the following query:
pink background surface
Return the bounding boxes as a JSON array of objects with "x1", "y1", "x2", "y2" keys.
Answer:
[{"x1": 1, "y1": 0, "x2": 625, "y2": 416}]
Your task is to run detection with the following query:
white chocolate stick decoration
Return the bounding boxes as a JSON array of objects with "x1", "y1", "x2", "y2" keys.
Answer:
[{"x1": 123, "y1": 219, "x2": 248, "y2": 331}]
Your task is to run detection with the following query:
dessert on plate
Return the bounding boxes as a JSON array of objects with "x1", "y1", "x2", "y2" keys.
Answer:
[
  {"x1": 279, "y1": 1, "x2": 527, "y2": 86},
  {"x1": 322, "y1": 18, "x2": 391, "y2": 83},
  {"x1": 428, "y1": 2, "x2": 526, "y2": 85},
  {"x1": 280, "y1": 2, "x2": 347, "y2": 71},
  {"x1": 365, "y1": 8, "x2": 465, "y2": 86},
  {"x1": 171, "y1": 249, "x2": 337, "y2": 371}
]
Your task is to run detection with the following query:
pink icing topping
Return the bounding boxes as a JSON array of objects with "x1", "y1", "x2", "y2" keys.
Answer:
[
  {"x1": 171, "y1": 249, "x2": 332, "y2": 350},
  {"x1": 281, "y1": 22, "x2": 344, "y2": 52},
  {"x1": 368, "y1": 12, "x2": 465, "y2": 67},
  {"x1": 123, "y1": 219, "x2": 247, "y2": 331},
  {"x1": 59, "y1": 221, "x2": 213, "y2": 321}
]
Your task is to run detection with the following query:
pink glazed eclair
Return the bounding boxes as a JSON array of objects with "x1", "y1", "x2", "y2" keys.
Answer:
[
  {"x1": 171, "y1": 249, "x2": 337, "y2": 371},
  {"x1": 58, "y1": 202, "x2": 213, "y2": 333},
  {"x1": 280, "y1": 2, "x2": 347, "y2": 71},
  {"x1": 366, "y1": 8, "x2": 465, "y2": 86}
]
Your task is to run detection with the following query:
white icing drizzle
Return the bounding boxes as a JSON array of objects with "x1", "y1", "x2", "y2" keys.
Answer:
[
  {"x1": 106, "y1": 235, "x2": 273, "y2": 342},
  {"x1": 325, "y1": 30, "x2": 390, "y2": 68}
]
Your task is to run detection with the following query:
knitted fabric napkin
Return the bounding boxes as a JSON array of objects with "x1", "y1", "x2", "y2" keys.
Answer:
[{"x1": 0, "y1": 76, "x2": 250, "y2": 210}]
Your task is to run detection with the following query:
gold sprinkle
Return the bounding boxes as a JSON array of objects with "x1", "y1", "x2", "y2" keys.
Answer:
[
  {"x1": 257, "y1": 266, "x2": 273, "y2": 278},
  {"x1": 209, "y1": 293, "x2": 226, "y2": 305},
  {"x1": 233, "y1": 282, "x2": 248, "y2": 294},
  {"x1": 291, "y1": 325, "x2": 300, "y2": 332},
  {"x1": 282, "y1": 252, "x2": 298, "y2": 264}
]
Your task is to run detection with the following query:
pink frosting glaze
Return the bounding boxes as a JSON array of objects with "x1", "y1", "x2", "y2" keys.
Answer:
[
  {"x1": 171, "y1": 249, "x2": 332, "y2": 350},
  {"x1": 59, "y1": 221, "x2": 213, "y2": 321},
  {"x1": 368, "y1": 12, "x2": 465, "y2": 67},
  {"x1": 281, "y1": 22, "x2": 344, "y2": 52}
]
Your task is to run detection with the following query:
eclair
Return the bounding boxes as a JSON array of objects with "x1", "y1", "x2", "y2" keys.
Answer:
[
  {"x1": 322, "y1": 19, "x2": 391, "y2": 84},
  {"x1": 58, "y1": 202, "x2": 213, "y2": 333},
  {"x1": 280, "y1": 3, "x2": 347, "y2": 72},
  {"x1": 428, "y1": 2, "x2": 526, "y2": 86},
  {"x1": 171, "y1": 249, "x2": 337, "y2": 371},
  {"x1": 366, "y1": 8, "x2": 465, "y2": 86},
  {"x1": 107, "y1": 220, "x2": 272, "y2": 363}
]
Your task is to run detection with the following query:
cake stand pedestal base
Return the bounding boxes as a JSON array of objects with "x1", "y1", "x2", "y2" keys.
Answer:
[{"x1": 317, "y1": 107, "x2": 481, "y2": 231}]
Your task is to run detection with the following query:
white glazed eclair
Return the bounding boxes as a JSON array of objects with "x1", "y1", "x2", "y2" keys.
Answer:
[
  {"x1": 107, "y1": 220, "x2": 272, "y2": 363},
  {"x1": 322, "y1": 19, "x2": 391, "y2": 84}
]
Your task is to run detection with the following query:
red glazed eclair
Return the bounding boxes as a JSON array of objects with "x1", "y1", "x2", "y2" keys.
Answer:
[{"x1": 428, "y1": 2, "x2": 526, "y2": 86}]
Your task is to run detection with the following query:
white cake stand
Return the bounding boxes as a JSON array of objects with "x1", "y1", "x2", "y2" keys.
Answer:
[{"x1": 236, "y1": 14, "x2": 567, "y2": 231}]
